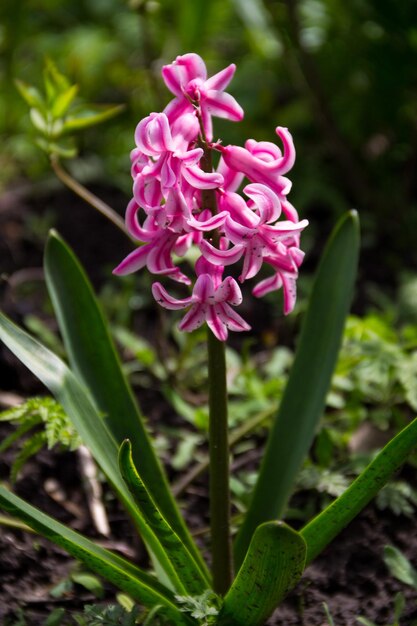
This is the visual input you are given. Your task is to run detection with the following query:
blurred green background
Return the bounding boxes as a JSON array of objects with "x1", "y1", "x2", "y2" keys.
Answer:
[{"x1": 1, "y1": 0, "x2": 417, "y2": 285}]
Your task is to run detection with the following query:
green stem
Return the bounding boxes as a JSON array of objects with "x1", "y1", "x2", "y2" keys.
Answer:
[
  {"x1": 50, "y1": 156, "x2": 135, "y2": 243},
  {"x1": 207, "y1": 329, "x2": 232, "y2": 595}
]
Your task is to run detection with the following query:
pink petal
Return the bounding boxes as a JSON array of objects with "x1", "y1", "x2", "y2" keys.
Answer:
[
  {"x1": 217, "y1": 157, "x2": 244, "y2": 192},
  {"x1": 204, "y1": 91, "x2": 244, "y2": 122},
  {"x1": 113, "y1": 245, "x2": 149, "y2": 276},
  {"x1": 162, "y1": 53, "x2": 207, "y2": 96},
  {"x1": 281, "y1": 273, "x2": 297, "y2": 315},
  {"x1": 193, "y1": 274, "x2": 215, "y2": 303},
  {"x1": 244, "y1": 183, "x2": 281, "y2": 223},
  {"x1": 215, "y1": 276, "x2": 242, "y2": 305},
  {"x1": 215, "y1": 302, "x2": 251, "y2": 333},
  {"x1": 135, "y1": 113, "x2": 173, "y2": 155},
  {"x1": 240, "y1": 240, "x2": 265, "y2": 281},
  {"x1": 133, "y1": 175, "x2": 162, "y2": 210},
  {"x1": 182, "y1": 165, "x2": 223, "y2": 190},
  {"x1": 252, "y1": 273, "x2": 283, "y2": 298},
  {"x1": 205, "y1": 64, "x2": 236, "y2": 91},
  {"x1": 275, "y1": 127, "x2": 296, "y2": 174},
  {"x1": 179, "y1": 303, "x2": 208, "y2": 333},
  {"x1": 186, "y1": 211, "x2": 228, "y2": 232},
  {"x1": 206, "y1": 306, "x2": 228, "y2": 341},
  {"x1": 171, "y1": 113, "x2": 200, "y2": 149},
  {"x1": 152, "y1": 282, "x2": 193, "y2": 310},
  {"x1": 163, "y1": 97, "x2": 193, "y2": 124},
  {"x1": 125, "y1": 198, "x2": 152, "y2": 241},
  {"x1": 200, "y1": 239, "x2": 244, "y2": 266}
]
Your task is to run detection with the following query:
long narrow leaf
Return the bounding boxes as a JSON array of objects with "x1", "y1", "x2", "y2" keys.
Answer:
[
  {"x1": 44, "y1": 230, "x2": 206, "y2": 575},
  {"x1": 119, "y1": 440, "x2": 210, "y2": 594},
  {"x1": 235, "y1": 211, "x2": 360, "y2": 566},
  {"x1": 218, "y1": 522, "x2": 306, "y2": 626},
  {"x1": 0, "y1": 313, "x2": 190, "y2": 590},
  {"x1": 0, "y1": 488, "x2": 191, "y2": 625},
  {"x1": 301, "y1": 414, "x2": 417, "y2": 565}
]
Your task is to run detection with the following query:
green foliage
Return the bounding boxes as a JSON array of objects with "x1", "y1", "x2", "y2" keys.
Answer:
[
  {"x1": 74, "y1": 604, "x2": 141, "y2": 626},
  {"x1": 175, "y1": 591, "x2": 221, "y2": 625},
  {"x1": 0, "y1": 396, "x2": 81, "y2": 480},
  {"x1": 15, "y1": 58, "x2": 123, "y2": 159},
  {"x1": 384, "y1": 545, "x2": 417, "y2": 590}
]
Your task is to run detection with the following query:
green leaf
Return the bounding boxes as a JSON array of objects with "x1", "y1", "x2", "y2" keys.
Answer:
[
  {"x1": 383, "y1": 545, "x2": 417, "y2": 588},
  {"x1": 119, "y1": 440, "x2": 210, "y2": 594},
  {"x1": 10, "y1": 431, "x2": 46, "y2": 483},
  {"x1": 15, "y1": 79, "x2": 46, "y2": 111},
  {"x1": 52, "y1": 84, "x2": 79, "y2": 118},
  {"x1": 71, "y1": 572, "x2": 104, "y2": 598},
  {"x1": 0, "y1": 488, "x2": 191, "y2": 625},
  {"x1": 0, "y1": 312, "x2": 193, "y2": 590},
  {"x1": 43, "y1": 231, "x2": 206, "y2": 576},
  {"x1": 62, "y1": 105, "x2": 125, "y2": 132},
  {"x1": 301, "y1": 414, "x2": 417, "y2": 564},
  {"x1": 234, "y1": 211, "x2": 360, "y2": 566},
  {"x1": 218, "y1": 522, "x2": 306, "y2": 626}
]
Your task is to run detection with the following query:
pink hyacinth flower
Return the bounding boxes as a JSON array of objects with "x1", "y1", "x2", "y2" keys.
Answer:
[
  {"x1": 200, "y1": 183, "x2": 308, "y2": 282},
  {"x1": 113, "y1": 208, "x2": 190, "y2": 284},
  {"x1": 162, "y1": 53, "x2": 244, "y2": 141},
  {"x1": 152, "y1": 257, "x2": 250, "y2": 341},
  {"x1": 133, "y1": 112, "x2": 223, "y2": 197},
  {"x1": 220, "y1": 127, "x2": 298, "y2": 221},
  {"x1": 252, "y1": 248, "x2": 305, "y2": 315}
]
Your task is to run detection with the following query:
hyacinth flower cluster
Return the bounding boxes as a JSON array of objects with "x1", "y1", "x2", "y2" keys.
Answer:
[{"x1": 114, "y1": 53, "x2": 308, "y2": 341}]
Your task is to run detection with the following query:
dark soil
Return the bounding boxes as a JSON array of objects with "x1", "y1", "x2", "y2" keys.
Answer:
[{"x1": 1, "y1": 180, "x2": 417, "y2": 625}]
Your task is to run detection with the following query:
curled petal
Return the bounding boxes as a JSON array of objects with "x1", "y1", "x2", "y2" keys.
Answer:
[
  {"x1": 135, "y1": 113, "x2": 173, "y2": 155},
  {"x1": 182, "y1": 165, "x2": 224, "y2": 190},
  {"x1": 186, "y1": 211, "x2": 228, "y2": 232},
  {"x1": 133, "y1": 175, "x2": 162, "y2": 210},
  {"x1": 200, "y1": 239, "x2": 245, "y2": 266},
  {"x1": 252, "y1": 273, "x2": 283, "y2": 298},
  {"x1": 152, "y1": 282, "x2": 193, "y2": 310},
  {"x1": 244, "y1": 183, "x2": 281, "y2": 223},
  {"x1": 240, "y1": 240, "x2": 265, "y2": 281},
  {"x1": 275, "y1": 127, "x2": 296, "y2": 174},
  {"x1": 125, "y1": 198, "x2": 154, "y2": 241}
]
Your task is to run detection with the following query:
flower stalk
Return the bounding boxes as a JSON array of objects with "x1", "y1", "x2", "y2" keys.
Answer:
[{"x1": 207, "y1": 327, "x2": 232, "y2": 595}]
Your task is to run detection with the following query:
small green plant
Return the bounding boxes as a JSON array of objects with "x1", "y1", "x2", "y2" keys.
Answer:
[{"x1": 0, "y1": 397, "x2": 80, "y2": 482}]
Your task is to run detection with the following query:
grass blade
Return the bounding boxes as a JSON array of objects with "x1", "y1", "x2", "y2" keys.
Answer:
[
  {"x1": 218, "y1": 522, "x2": 306, "y2": 626},
  {"x1": 0, "y1": 488, "x2": 192, "y2": 625},
  {"x1": 234, "y1": 210, "x2": 360, "y2": 566},
  {"x1": 44, "y1": 230, "x2": 207, "y2": 575}
]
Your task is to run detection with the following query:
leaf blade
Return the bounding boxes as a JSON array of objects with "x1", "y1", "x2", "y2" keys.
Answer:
[
  {"x1": 218, "y1": 522, "x2": 306, "y2": 626},
  {"x1": 119, "y1": 440, "x2": 210, "y2": 594},
  {"x1": 0, "y1": 487, "x2": 191, "y2": 625}
]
